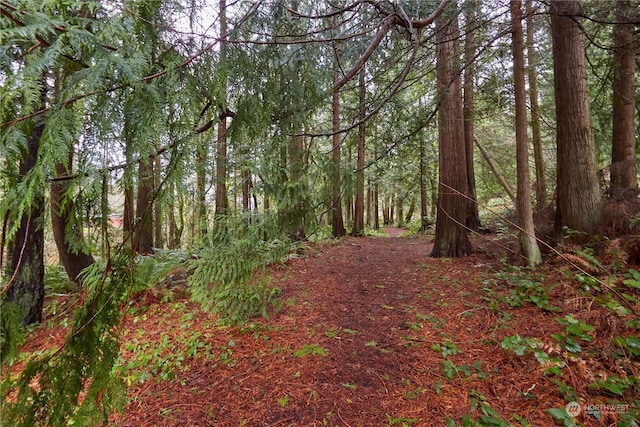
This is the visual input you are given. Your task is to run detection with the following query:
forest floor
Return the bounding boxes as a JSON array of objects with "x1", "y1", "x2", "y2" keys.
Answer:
[{"x1": 16, "y1": 228, "x2": 640, "y2": 426}]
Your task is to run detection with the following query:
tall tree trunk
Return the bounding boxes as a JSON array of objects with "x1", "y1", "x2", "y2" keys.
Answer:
[
  {"x1": 352, "y1": 69, "x2": 366, "y2": 237},
  {"x1": 405, "y1": 198, "x2": 415, "y2": 224},
  {"x1": 463, "y1": 0, "x2": 481, "y2": 231},
  {"x1": 511, "y1": 0, "x2": 541, "y2": 267},
  {"x1": 366, "y1": 178, "x2": 372, "y2": 227},
  {"x1": 215, "y1": 0, "x2": 229, "y2": 216},
  {"x1": 331, "y1": 76, "x2": 346, "y2": 237},
  {"x1": 526, "y1": 0, "x2": 547, "y2": 209},
  {"x1": 242, "y1": 168, "x2": 251, "y2": 211},
  {"x1": 382, "y1": 197, "x2": 390, "y2": 226},
  {"x1": 419, "y1": 142, "x2": 429, "y2": 232},
  {"x1": 431, "y1": 8, "x2": 471, "y2": 258},
  {"x1": 287, "y1": 132, "x2": 307, "y2": 240},
  {"x1": 374, "y1": 182, "x2": 380, "y2": 230},
  {"x1": 6, "y1": 118, "x2": 45, "y2": 325},
  {"x1": 133, "y1": 159, "x2": 154, "y2": 254},
  {"x1": 610, "y1": 0, "x2": 637, "y2": 199},
  {"x1": 122, "y1": 154, "x2": 134, "y2": 246},
  {"x1": 345, "y1": 146, "x2": 353, "y2": 227},
  {"x1": 168, "y1": 182, "x2": 179, "y2": 248},
  {"x1": 396, "y1": 192, "x2": 404, "y2": 228},
  {"x1": 154, "y1": 154, "x2": 163, "y2": 248},
  {"x1": 550, "y1": 0, "x2": 602, "y2": 238},
  {"x1": 51, "y1": 151, "x2": 95, "y2": 283},
  {"x1": 196, "y1": 134, "x2": 208, "y2": 235}
]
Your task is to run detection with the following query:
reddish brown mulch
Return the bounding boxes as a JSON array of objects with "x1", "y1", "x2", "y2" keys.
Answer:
[{"x1": 12, "y1": 229, "x2": 639, "y2": 426}]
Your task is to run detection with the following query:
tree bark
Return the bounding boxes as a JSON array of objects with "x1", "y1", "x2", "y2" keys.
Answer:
[
  {"x1": 431, "y1": 7, "x2": 471, "y2": 258},
  {"x1": 511, "y1": 0, "x2": 541, "y2": 267},
  {"x1": 419, "y1": 141, "x2": 429, "y2": 232},
  {"x1": 352, "y1": 69, "x2": 366, "y2": 237},
  {"x1": 463, "y1": 0, "x2": 481, "y2": 231},
  {"x1": 6, "y1": 119, "x2": 45, "y2": 325},
  {"x1": 610, "y1": 0, "x2": 637, "y2": 199},
  {"x1": 374, "y1": 182, "x2": 380, "y2": 230},
  {"x1": 550, "y1": 0, "x2": 602, "y2": 238},
  {"x1": 196, "y1": 134, "x2": 208, "y2": 235},
  {"x1": 331, "y1": 71, "x2": 346, "y2": 237},
  {"x1": 133, "y1": 159, "x2": 154, "y2": 254},
  {"x1": 215, "y1": 0, "x2": 229, "y2": 216},
  {"x1": 526, "y1": 0, "x2": 547, "y2": 209},
  {"x1": 287, "y1": 132, "x2": 307, "y2": 240},
  {"x1": 153, "y1": 154, "x2": 163, "y2": 248},
  {"x1": 51, "y1": 151, "x2": 95, "y2": 283}
]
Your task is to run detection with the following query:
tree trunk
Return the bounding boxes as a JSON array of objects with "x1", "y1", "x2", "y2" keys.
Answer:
[
  {"x1": 463, "y1": 0, "x2": 481, "y2": 231},
  {"x1": 154, "y1": 155, "x2": 163, "y2": 248},
  {"x1": 168, "y1": 183, "x2": 180, "y2": 249},
  {"x1": 196, "y1": 134, "x2": 208, "y2": 235},
  {"x1": 431, "y1": 8, "x2": 471, "y2": 258},
  {"x1": 610, "y1": 0, "x2": 637, "y2": 199},
  {"x1": 374, "y1": 182, "x2": 380, "y2": 230},
  {"x1": 242, "y1": 169, "x2": 251, "y2": 211},
  {"x1": 287, "y1": 132, "x2": 307, "y2": 240},
  {"x1": 511, "y1": 0, "x2": 541, "y2": 267},
  {"x1": 215, "y1": 0, "x2": 229, "y2": 216},
  {"x1": 405, "y1": 198, "x2": 415, "y2": 224},
  {"x1": 550, "y1": 0, "x2": 602, "y2": 238},
  {"x1": 382, "y1": 198, "x2": 390, "y2": 226},
  {"x1": 7, "y1": 120, "x2": 45, "y2": 325},
  {"x1": 133, "y1": 159, "x2": 154, "y2": 254},
  {"x1": 366, "y1": 179, "x2": 372, "y2": 227},
  {"x1": 123, "y1": 153, "x2": 134, "y2": 247},
  {"x1": 420, "y1": 142, "x2": 429, "y2": 232},
  {"x1": 51, "y1": 151, "x2": 95, "y2": 283},
  {"x1": 352, "y1": 69, "x2": 366, "y2": 237},
  {"x1": 526, "y1": 0, "x2": 547, "y2": 209},
  {"x1": 331, "y1": 80, "x2": 346, "y2": 237},
  {"x1": 396, "y1": 193, "x2": 404, "y2": 228}
]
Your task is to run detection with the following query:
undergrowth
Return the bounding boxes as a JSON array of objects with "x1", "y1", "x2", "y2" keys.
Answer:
[
  {"x1": 496, "y1": 255, "x2": 640, "y2": 427},
  {"x1": 188, "y1": 213, "x2": 294, "y2": 325}
]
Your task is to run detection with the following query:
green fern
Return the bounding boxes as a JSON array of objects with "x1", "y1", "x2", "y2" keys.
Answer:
[{"x1": 188, "y1": 214, "x2": 290, "y2": 324}]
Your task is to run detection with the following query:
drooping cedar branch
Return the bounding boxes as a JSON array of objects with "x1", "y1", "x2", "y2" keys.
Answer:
[
  {"x1": 0, "y1": 1, "x2": 118, "y2": 55},
  {"x1": 0, "y1": 1, "x2": 262, "y2": 130},
  {"x1": 333, "y1": 0, "x2": 449, "y2": 92}
]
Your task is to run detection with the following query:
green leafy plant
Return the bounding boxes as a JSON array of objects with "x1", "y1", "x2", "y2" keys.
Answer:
[
  {"x1": 493, "y1": 267, "x2": 560, "y2": 312},
  {"x1": 431, "y1": 340, "x2": 459, "y2": 357},
  {"x1": 551, "y1": 315, "x2": 594, "y2": 353},
  {"x1": 386, "y1": 413, "x2": 417, "y2": 426},
  {"x1": 293, "y1": 343, "x2": 328, "y2": 357},
  {"x1": 501, "y1": 334, "x2": 565, "y2": 375},
  {"x1": 547, "y1": 406, "x2": 579, "y2": 427}
]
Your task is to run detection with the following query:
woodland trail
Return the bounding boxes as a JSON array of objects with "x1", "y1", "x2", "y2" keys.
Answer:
[{"x1": 113, "y1": 228, "x2": 577, "y2": 426}]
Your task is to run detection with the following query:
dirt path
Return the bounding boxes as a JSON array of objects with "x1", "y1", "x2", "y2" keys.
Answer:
[{"x1": 114, "y1": 231, "x2": 572, "y2": 426}]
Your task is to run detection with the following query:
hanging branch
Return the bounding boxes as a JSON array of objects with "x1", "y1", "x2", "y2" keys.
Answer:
[
  {"x1": 333, "y1": 0, "x2": 449, "y2": 92},
  {"x1": 0, "y1": 0, "x2": 262, "y2": 130}
]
